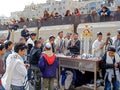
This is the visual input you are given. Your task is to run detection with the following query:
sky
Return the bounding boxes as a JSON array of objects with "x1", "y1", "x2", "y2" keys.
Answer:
[{"x1": 0, "y1": 0, "x2": 47, "y2": 17}]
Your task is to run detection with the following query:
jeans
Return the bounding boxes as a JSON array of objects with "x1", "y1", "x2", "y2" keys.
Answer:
[
  {"x1": 0, "y1": 85, "x2": 5, "y2": 90},
  {"x1": 104, "y1": 77, "x2": 119, "y2": 90},
  {"x1": 11, "y1": 85, "x2": 25, "y2": 90}
]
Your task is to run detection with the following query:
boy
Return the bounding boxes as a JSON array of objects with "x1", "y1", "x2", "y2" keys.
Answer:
[
  {"x1": 39, "y1": 42, "x2": 58, "y2": 90},
  {"x1": 101, "y1": 46, "x2": 120, "y2": 90}
]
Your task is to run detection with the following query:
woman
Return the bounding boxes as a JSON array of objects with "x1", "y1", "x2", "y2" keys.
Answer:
[
  {"x1": 2, "y1": 43, "x2": 28, "y2": 90},
  {"x1": 65, "y1": 10, "x2": 71, "y2": 16},
  {"x1": 42, "y1": 10, "x2": 49, "y2": 20},
  {"x1": 74, "y1": 8, "x2": 80, "y2": 16}
]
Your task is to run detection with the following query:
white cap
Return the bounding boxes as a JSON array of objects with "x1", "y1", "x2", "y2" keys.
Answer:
[{"x1": 45, "y1": 42, "x2": 51, "y2": 49}]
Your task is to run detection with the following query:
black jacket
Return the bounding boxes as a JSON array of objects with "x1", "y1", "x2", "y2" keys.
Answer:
[
  {"x1": 67, "y1": 39, "x2": 80, "y2": 55},
  {"x1": 30, "y1": 46, "x2": 42, "y2": 65},
  {"x1": 21, "y1": 29, "x2": 29, "y2": 40}
]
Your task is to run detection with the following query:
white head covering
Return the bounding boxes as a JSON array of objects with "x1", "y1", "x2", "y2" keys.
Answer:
[{"x1": 45, "y1": 42, "x2": 51, "y2": 49}]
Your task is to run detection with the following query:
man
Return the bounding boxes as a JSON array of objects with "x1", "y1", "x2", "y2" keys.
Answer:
[
  {"x1": 30, "y1": 40, "x2": 42, "y2": 66},
  {"x1": 100, "y1": 46, "x2": 120, "y2": 90},
  {"x1": 3, "y1": 41, "x2": 13, "y2": 64},
  {"x1": 114, "y1": 6, "x2": 120, "y2": 21},
  {"x1": 21, "y1": 25, "x2": 30, "y2": 40},
  {"x1": 49, "y1": 35, "x2": 56, "y2": 53},
  {"x1": 55, "y1": 31, "x2": 65, "y2": 54},
  {"x1": 67, "y1": 33, "x2": 80, "y2": 55},
  {"x1": 64, "y1": 33, "x2": 72, "y2": 54},
  {"x1": 104, "y1": 32, "x2": 113, "y2": 51},
  {"x1": 92, "y1": 32, "x2": 104, "y2": 58},
  {"x1": 0, "y1": 44, "x2": 6, "y2": 90},
  {"x1": 26, "y1": 33, "x2": 36, "y2": 55},
  {"x1": 29, "y1": 40, "x2": 42, "y2": 90},
  {"x1": 113, "y1": 29, "x2": 120, "y2": 53}
]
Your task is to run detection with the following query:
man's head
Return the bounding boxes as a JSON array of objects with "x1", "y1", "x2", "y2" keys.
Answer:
[
  {"x1": 45, "y1": 42, "x2": 52, "y2": 51},
  {"x1": 19, "y1": 37, "x2": 26, "y2": 44},
  {"x1": 14, "y1": 43, "x2": 27, "y2": 56},
  {"x1": 58, "y1": 31, "x2": 63, "y2": 39},
  {"x1": 23, "y1": 25, "x2": 27, "y2": 30},
  {"x1": 49, "y1": 35, "x2": 55, "y2": 44},
  {"x1": 108, "y1": 46, "x2": 116, "y2": 57},
  {"x1": 117, "y1": 6, "x2": 120, "y2": 12},
  {"x1": 117, "y1": 29, "x2": 120, "y2": 40},
  {"x1": 34, "y1": 40, "x2": 41, "y2": 48},
  {"x1": 97, "y1": 32, "x2": 102, "y2": 41},
  {"x1": 30, "y1": 33, "x2": 36, "y2": 40},
  {"x1": 102, "y1": 6, "x2": 108, "y2": 12},
  {"x1": 4, "y1": 41, "x2": 13, "y2": 50},
  {"x1": 73, "y1": 33, "x2": 79, "y2": 40},
  {"x1": 0, "y1": 44, "x2": 6, "y2": 56},
  {"x1": 66, "y1": 33, "x2": 72, "y2": 40}
]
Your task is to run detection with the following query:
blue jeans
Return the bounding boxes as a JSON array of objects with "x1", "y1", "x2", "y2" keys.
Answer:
[
  {"x1": 0, "y1": 85, "x2": 5, "y2": 90},
  {"x1": 104, "y1": 77, "x2": 119, "y2": 90},
  {"x1": 11, "y1": 85, "x2": 25, "y2": 90}
]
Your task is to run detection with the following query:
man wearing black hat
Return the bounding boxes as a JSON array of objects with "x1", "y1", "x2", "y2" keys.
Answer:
[
  {"x1": 92, "y1": 32, "x2": 105, "y2": 58},
  {"x1": 100, "y1": 46, "x2": 120, "y2": 90}
]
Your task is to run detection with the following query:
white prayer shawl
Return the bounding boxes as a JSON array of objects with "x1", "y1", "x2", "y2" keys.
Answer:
[
  {"x1": 26, "y1": 38, "x2": 34, "y2": 46},
  {"x1": 55, "y1": 36, "x2": 65, "y2": 53},
  {"x1": 105, "y1": 52, "x2": 120, "y2": 82},
  {"x1": 1, "y1": 53, "x2": 27, "y2": 90},
  {"x1": 92, "y1": 39, "x2": 104, "y2": 57}
]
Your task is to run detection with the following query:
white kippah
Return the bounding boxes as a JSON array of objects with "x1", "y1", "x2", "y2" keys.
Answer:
[{"x1": 45, "y1": 42, "x2": 51, "y2": 48}]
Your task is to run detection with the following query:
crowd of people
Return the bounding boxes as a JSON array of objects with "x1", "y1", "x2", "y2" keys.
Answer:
[
  {"x1": 0, "y1": 24, "x2": 120, "y2": 90},
  {"x1": 0, "y1": 6, "x2": 120, "y2": 30}
]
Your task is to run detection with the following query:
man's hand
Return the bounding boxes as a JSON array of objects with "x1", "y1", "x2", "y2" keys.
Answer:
[
  {"x1": 25, "y1": 64, "x2": 30, "y2": 69},
  {"x1": 114, "y1": 63, "x2": 118, "y2": 68}
]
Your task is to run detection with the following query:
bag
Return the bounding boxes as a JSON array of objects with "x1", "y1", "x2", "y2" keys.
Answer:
[{"x1": 23, "y1": 77, "x2": 29, "y2": 90}]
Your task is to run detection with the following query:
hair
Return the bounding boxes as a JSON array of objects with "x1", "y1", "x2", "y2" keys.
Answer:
[
  {"x1": 117, "y1": 6, "x2": 120, "y2": 9},
  {"x1": 49, "y1": 36, "x2": 55, "y2": 40},
  {"x1": 58, "y1": 31, "x2": 63, "y2": 35},
  {"x1": 0, "y1": 44, "x2": 5, "y2": 51},
  {"x1": 30, "y1": 33, "x2": 36, "y2": 37},
  {"x1": 74, "y1": 32, "x2": 78, "y2": 36},
  {"x1": 102, "y1": 6, "x2": 108, "y2": 10},
  {"x1": 14, "y1": 43, "x2": 27, "y2": 53},
  {"x1": 19, "y1": 37, "x2": 25, "y2": 41},
  {"x1": 5, "y1": 41, "x2": 13, "y2": 49},
  {"x1": 34, "y1": 40, "x2": 41, "y2": 46}
]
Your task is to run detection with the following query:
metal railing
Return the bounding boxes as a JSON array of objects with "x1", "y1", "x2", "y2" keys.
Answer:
[{"x1": 0, "y1": 12, "x2": 120, "y2": 30}]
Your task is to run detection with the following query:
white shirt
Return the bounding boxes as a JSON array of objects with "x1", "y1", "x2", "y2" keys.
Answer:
[
  {"x1": 26, "y1": 38, "x2": 34, "y2": 46},
  {"x1": 92, "y1": 39, "x2": 104, "y2": 57}
]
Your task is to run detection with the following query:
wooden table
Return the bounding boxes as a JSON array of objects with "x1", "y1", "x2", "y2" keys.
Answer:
[{"x1": 57, "y1": 55, "x2": 100, "y2": 90}]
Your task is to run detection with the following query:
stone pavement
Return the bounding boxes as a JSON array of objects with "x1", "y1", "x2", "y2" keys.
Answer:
[{"x1": 29, "y1": 80, "x2": 104, "y2": 90}]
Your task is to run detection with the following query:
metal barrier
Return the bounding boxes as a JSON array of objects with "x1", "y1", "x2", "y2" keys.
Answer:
[{"x1": 0, "y1": 11, "x2": 120, "y2": 30}]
